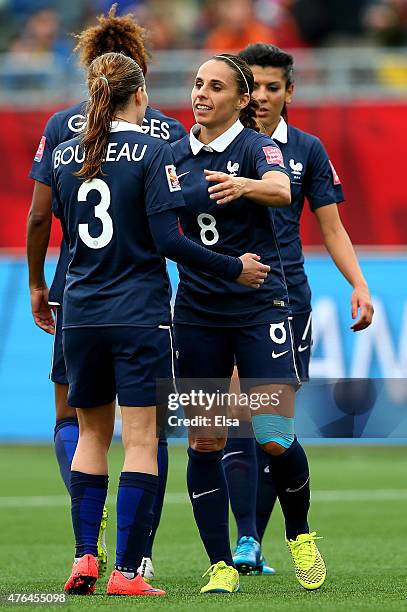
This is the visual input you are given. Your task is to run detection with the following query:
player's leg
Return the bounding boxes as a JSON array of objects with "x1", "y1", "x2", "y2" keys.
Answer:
[
  {"x1": 237, "y1": 319, "x2": 325, "y2": 590},
  {"x1": 223, "y1": 370, "x2": 261, "y2": 575},
  {"x1": 174, "y1": 324, "x2": 239, "y2": 594},
  {"x1": 254, "y1": 313, "x2": 312, "y2": 569},
  {"x1": 139, "y1": 434, "x2": 168, "y2": 580},
  {"x1": 52, "y1": 307, "x2": 78, "y2": 491},
  {"x1": 53, "y1": 307, "x2": 109, "y2": 576},
  {"x1": 62, "y1": 327, "x2": 116, "y2": 595},
  {"x1": 106, "y1": 326, "x2": 170, "y2": 596}
]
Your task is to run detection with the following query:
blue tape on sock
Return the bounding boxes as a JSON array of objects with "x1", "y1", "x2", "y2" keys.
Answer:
[{"x1": 251, "y1": 414, "x2": 295, "y2": 448}]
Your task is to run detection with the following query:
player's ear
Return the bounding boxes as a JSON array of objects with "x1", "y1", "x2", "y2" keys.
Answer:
[
  {"x1": 285, "y1": 83, "x2": 294, "y2": 105},
  {"x1": 134, "y1": 86, "x2": 144, "y2": 106},
  {"x1": 236, "y1": 92, "x2": 250, "y2": 111}
]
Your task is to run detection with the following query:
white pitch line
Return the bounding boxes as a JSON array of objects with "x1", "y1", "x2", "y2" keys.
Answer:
[{"x1": 0, "y1": 489, "x2": 406, "y2": 509}]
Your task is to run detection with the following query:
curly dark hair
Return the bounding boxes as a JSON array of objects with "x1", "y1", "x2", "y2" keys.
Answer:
[{"x1": 74, "y1": 3, "x2": 150, "y2": 75}]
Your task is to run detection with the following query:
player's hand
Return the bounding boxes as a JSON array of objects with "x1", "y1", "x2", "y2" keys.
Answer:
[
  {"x1": 205, "y1": 169, "x2": 248, "y2": 205},
  {"x1": 30, "y1": 286, "x2": 55, "y2": 334},
  {"x1": 350, "y1": 285, "x2": 374, "y2": 331},
  {"x1": 237, "y1": 253, "x2": 270, "y2": 288}
]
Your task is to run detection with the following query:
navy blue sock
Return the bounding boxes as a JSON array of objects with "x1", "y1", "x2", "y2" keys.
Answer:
[
  {"x1": 54, "y1": 418, "x2": 79, "y2": 491},
  {"x1": 144, "y1": 438, "x2": 168, "y2": 559},
  {"x1": 223, "y1": 437, "x2": 259, "y2": 542},
  {"x1": 267, "y1": 437, "x2": 310, "y2": 540},
  {"x1": 187, "y1": 448, "x2": 233, "y2": 566},
  {"x1": 256, "y1": 443, "x2": 278, "y2": 543},
  {"x1": 115, "y1": 472, "x2": 158, "y2": 573},
  {"x1": 70, "y1": 471, "x2": 108, "y2": 558}
]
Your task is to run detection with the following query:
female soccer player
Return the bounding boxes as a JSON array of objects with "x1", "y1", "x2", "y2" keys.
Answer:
[
  {"x1": 54, "y1": 51, "x2": 267, "y2": 596},
  {"x1": 223, "y1": 43, "x2": 374, "y2": 582},
  {"x1": 27, "y1": 4, "x2": 186, "y2": 579},
  {"x1": 171, "y1": 53, "x2": 322, "y2": 594}
]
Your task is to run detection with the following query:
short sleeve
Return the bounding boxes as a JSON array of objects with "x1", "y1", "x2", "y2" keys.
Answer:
[
  {"x1": 305, "y1": 139, "x2": 345, "y2": 211},
  {"x1": 50, "y1": 151, "x2": 62, "y2": 219},
  {"x1": 29, "y1": 113, "x2": 60, "y2": 186},
  {"x1": 143, "y1": 143, "x2": 186, "y2": 216},
  {"x1": 251, "y1": 133, "x2": 289, "y2": 179}
]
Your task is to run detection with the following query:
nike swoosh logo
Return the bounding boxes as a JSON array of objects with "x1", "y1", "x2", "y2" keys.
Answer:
[
  {"x1": 272, "y1": 350, "x2": 289, "y2": 359},
  {"x1": 177, "y1": 171, "x2": 190, "y2": 179},
  {"x1": 298, "y1": 344, "x2": 309, "y2": 353},
  {"x1": 192, "y1": 488, "x2": 220, "y2": 499},
  {"x1": 222, "y1": 451, "x2": 244, "y2": 461},
  {"x1": 286, "y1": 476, "x2": 310, "y2": 493}
]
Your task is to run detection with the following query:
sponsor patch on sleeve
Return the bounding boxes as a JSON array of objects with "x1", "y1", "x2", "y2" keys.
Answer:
[
  {"x1": 34, "y1": 135, "x2": 46, "y2": 162},
  {"x1": 165, "y1": 164, "x2": 181, "y2": 192},
  {"x1": 262, "y1": 145, "x2": 284, "y2": 167},
  {"x1": 329, "y1": 160, "x2": 341, "y2": 185}
]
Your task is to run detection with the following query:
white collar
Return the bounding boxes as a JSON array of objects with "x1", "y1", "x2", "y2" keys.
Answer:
[
  {"x1": 189, "y1": 120, "x2": 244, "y2": 155},
  {"x1": 271, "y1": 117, "x2": 288, "y2": 144},
  {"x1": 110, "y1": 120, "x2": 143, "y2": 133}
]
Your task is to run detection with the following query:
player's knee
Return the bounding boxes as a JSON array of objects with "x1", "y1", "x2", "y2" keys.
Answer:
[
  {"x1": 252, "y1": 414, "x2": 294, "y2": 455},
  {"x1": 189, "y1": 437, "x2": 227, "y2": 452},
  {"x1": 54, "y1": 383, "x2": 75, "y2": 420},
  {"x1": 261, "y1": 440, "x2": 288, "y2": 456}
]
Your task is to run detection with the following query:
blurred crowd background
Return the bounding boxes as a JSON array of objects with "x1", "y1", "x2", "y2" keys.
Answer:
[{"x1": 0, "y1": 0, "x2": 406, "y2": 58}]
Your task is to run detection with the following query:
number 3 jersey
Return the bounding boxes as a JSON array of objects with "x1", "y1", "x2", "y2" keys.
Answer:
[
  {"x1": 171, "y1": 120, "x2": 290, "y2": 327},
  {"x1": 51, "y1": 122, "x2": 185, "y2": 328},
  {"x1": 29, "y1": 101, "x2": 187, "y2": 305}
]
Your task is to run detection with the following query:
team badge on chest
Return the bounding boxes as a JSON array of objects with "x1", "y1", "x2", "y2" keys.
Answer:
[
  {"x1": 289, "y1": 158, "x2": 303, "y2": 180},
  {"x1": 227, "y1": 160, "x2": 239, "y2": 176}
]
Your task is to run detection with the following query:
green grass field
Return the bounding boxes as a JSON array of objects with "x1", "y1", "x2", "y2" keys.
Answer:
[{"x1": 0, "y1": 444, "x2": 406, "y2": 611}]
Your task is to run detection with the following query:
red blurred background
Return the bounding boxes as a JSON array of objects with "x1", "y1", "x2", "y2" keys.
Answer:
[{"x1": 1, "y1": 102, "x2": 406, "y2": 250}]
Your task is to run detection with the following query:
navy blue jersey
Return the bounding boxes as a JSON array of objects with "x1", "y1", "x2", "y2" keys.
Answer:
[
  {"x1": 272, "y1": 119, "x2": 345, "y2": 314},
  {"x1": 51, "y1": 122, "x2": 185, "y2": 328},
  {"x1": 171, "y1": 121, "x2": 290, "y2": 327},
  {"x1": 30, "y1": 102, "x2": 186, "y2": 303}
]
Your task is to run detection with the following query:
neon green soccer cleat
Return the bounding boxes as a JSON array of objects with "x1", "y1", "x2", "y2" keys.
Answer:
[
  {"x1": 97, "y1": 506, "x2": 108, "y2": 578},
  {"x1": 200, "y1": 561, "x2": 240, "y2": 594},
  {"x1": 286, "y1": 532, "x2": 326, "y2": 590}
]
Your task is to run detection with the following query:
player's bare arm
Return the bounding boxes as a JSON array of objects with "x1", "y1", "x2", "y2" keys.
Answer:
[
  {"x1": 205, "y1": 168, "x2": 290, "y2": 207},
  {"x1": 314, "y1": 203, "x2": 374, "y2": 331},
  {"x1": 26, "y1": 180, "x2": 55, "y2": 334}
]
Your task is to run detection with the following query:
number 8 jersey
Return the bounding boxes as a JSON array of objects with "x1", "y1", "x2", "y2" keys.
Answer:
[
  {"x1": 51, "y1": 121, "x2": 185, "y2": 328},
  {"x1": 171, "y1": 121, "x2": 290, "y2": 327}
]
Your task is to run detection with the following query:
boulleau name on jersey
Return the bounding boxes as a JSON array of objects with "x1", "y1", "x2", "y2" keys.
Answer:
[{"x1": 54, "y1": 141, "x2": 148, "y2": 168}]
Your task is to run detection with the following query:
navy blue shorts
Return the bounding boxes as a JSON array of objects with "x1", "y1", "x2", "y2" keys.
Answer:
[
  {"x1": 63, "y1": 325, "x2": 174, "y2": 408},
  {"x1": 50, "y1": 307, "x2": 68, "y2": 385},
  {"x1": 174, "y1": 318, "x2": 300, "y2": 392},
  {"x1": 290, "y1": 312, "x2": 312, "y2": 382}
]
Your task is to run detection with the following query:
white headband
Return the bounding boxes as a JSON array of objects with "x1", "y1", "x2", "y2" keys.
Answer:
[{"x1": 214, "y1": 55, "x2": 250, "y2": 95}]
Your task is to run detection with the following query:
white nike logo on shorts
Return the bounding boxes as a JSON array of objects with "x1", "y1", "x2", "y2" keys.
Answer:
[
  {"x1": 222, "y1": 451, "x2": 243, "y2": 461},
  {"x1": 286, "y1": 476, "x2": 310, "y2": 493},
  {"x1": 192, "y1": 488, "x2": 220, "y2": 499},
  {"x1": 272, "y1": 350, "x2": 289, "y2": 359},
  {"x1": 177, "y1": 171, "x2": 191, "y2": 179},
  {"x1": 298, "y1": 344, "x2": 309, "y2": 353}
]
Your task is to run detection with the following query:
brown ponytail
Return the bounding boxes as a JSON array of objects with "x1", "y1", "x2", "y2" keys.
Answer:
[
  {"x1": 75, "y1": 52, "x2": 145, "y2": 181},
  {"x1": 239, "y1": 97, "x2": 261, "y2": 131}
]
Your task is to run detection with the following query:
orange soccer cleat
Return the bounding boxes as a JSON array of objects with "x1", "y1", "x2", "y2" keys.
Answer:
[
  {"x1": 106, "y1": 570, "x2": 166, "y2": 596},
  {"x1": 64, "y1": 554, "x2": 99, "y2": 595}
]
